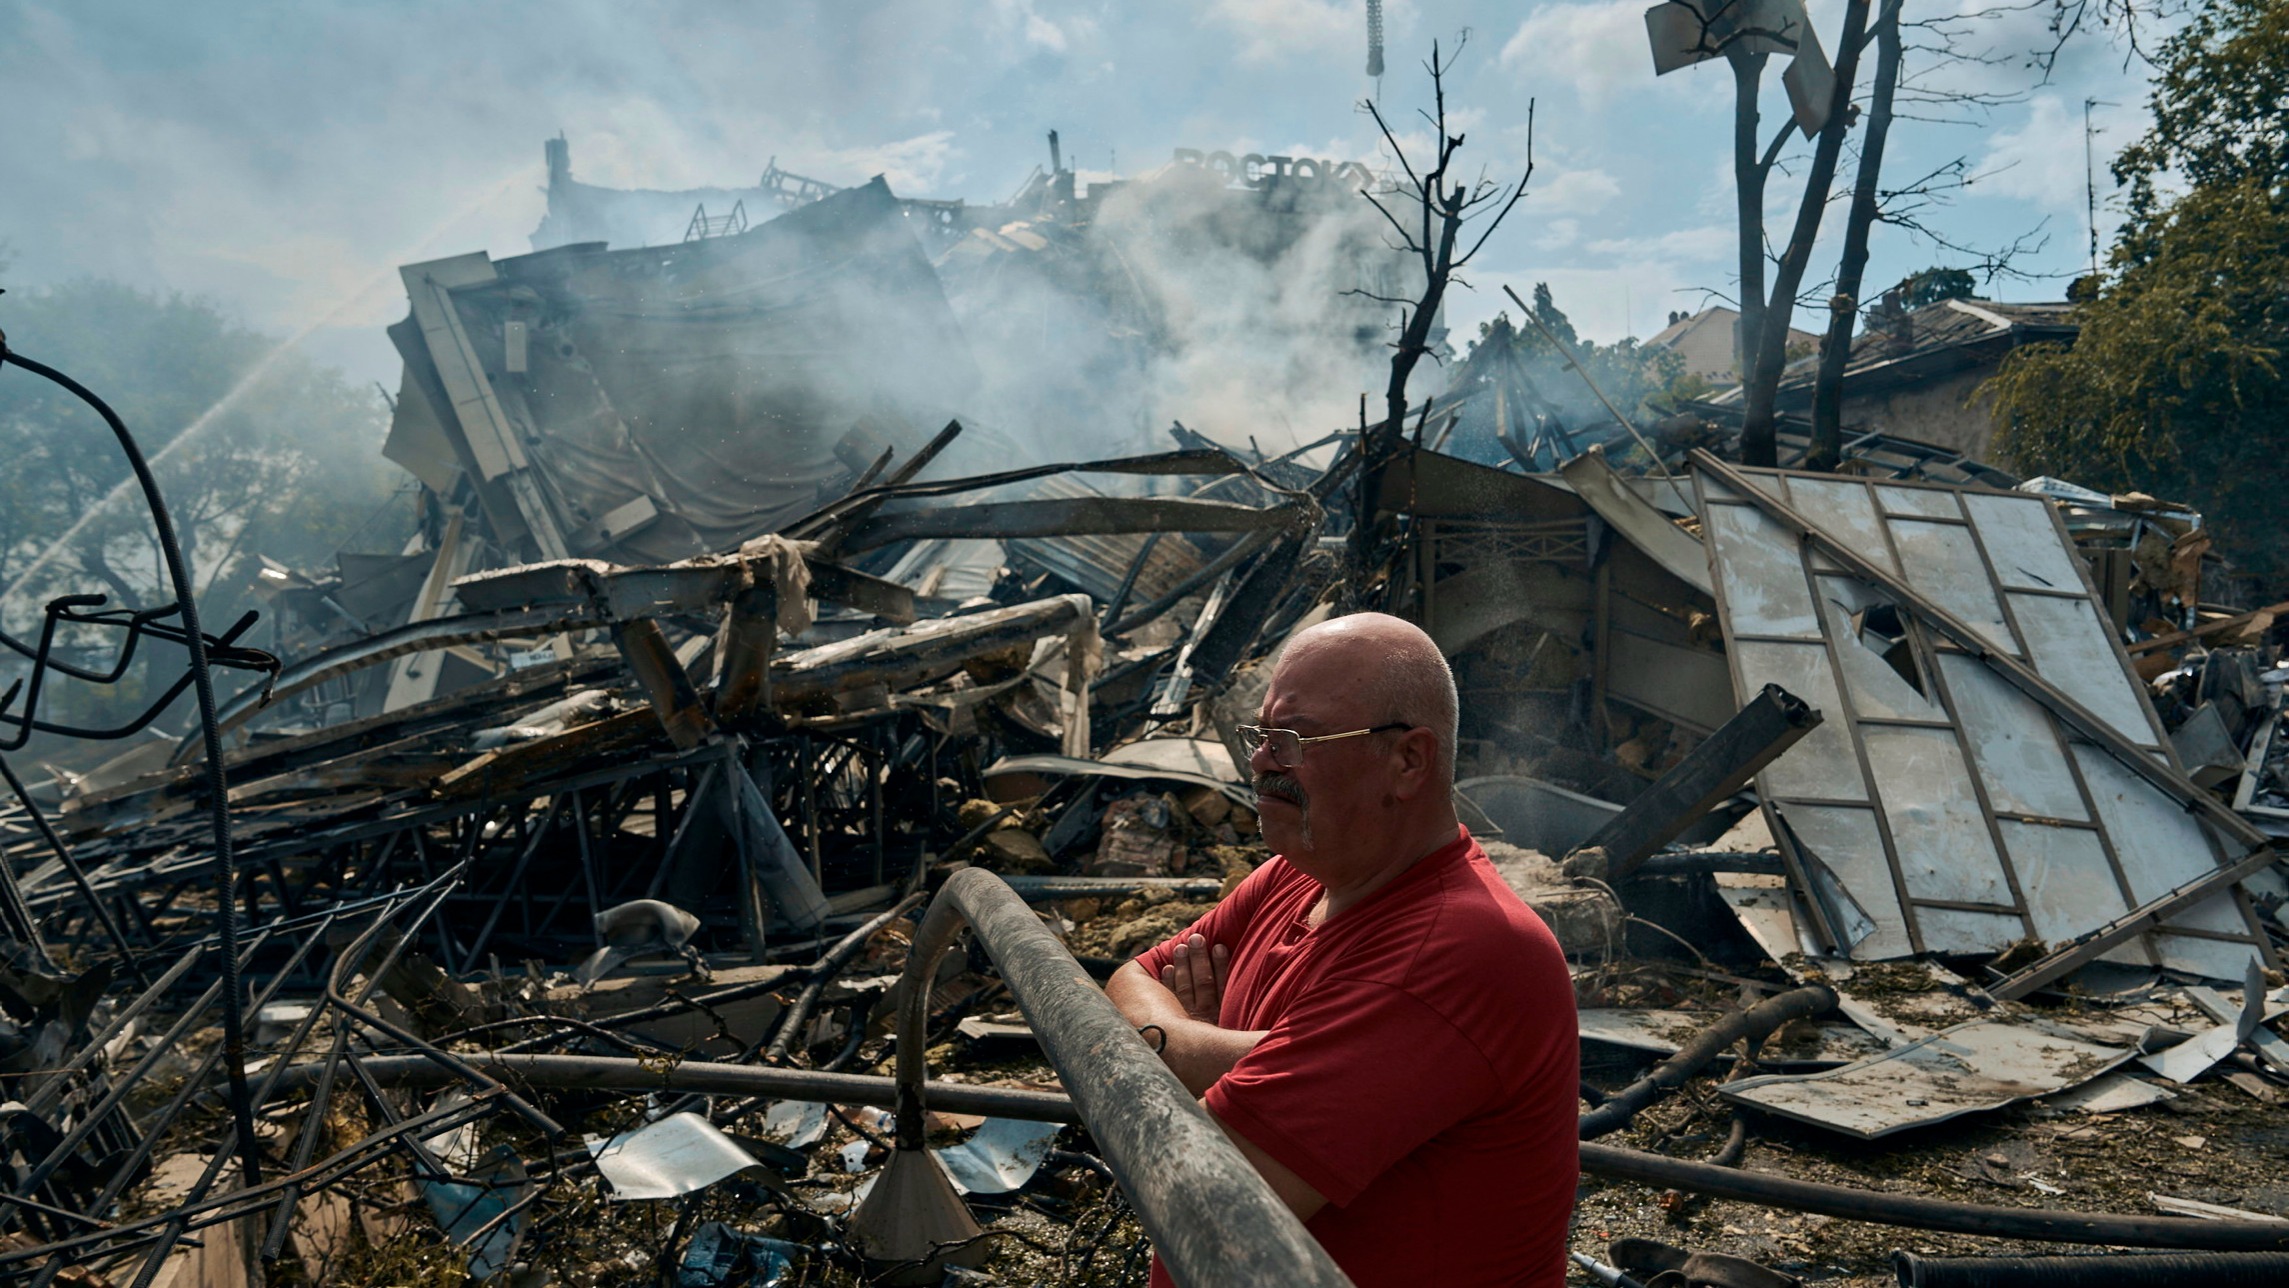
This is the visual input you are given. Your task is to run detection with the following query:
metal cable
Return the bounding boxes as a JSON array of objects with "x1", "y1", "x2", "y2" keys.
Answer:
[{"x1": 0, "y1": 350, "x2": 261, "y2": 1183}]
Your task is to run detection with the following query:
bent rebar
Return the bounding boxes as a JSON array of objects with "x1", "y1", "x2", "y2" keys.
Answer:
[{"x1": 0, "y1": 350, "x2": 264, "y2": 1184}]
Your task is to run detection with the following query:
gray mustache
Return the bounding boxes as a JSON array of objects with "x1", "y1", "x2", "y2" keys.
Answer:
[{"x1": 1252, "y1": 772, "x2": 1308, "y2": 808}]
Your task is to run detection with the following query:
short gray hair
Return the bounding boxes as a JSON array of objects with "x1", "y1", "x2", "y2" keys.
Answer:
[{"x1": 1360, "y1": 629, "x2": 1459, "y2": 789}]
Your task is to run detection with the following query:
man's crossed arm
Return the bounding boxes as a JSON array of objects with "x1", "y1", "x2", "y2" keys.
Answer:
[{"x1": 1106, "y1": 935, "x2": 1328, "y2": 1222}]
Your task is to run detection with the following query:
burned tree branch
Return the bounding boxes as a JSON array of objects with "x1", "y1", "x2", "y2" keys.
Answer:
[{"x1": 1348, "y1": 42, "x2": 1533, "y2": 598}]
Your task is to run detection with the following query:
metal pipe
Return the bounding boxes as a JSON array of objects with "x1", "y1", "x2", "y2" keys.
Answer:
[
  {"x1": 1578, "y1": 985, "x2": 1836, "y2": 1140},
  {"x1": 255, "y1": 1051, "x2": 2289, "y2": 1253},
  {"x1": 321, "y1": 889, "x2": 565, "y2": 1139},
  {"x1": 20, "y1": 945, "x2": 201, "y2": 1119},
  {"x1": 1892, "y1": 1249, "x2": 2289, "y2": 1286},
  {"x1": 883, "y1": 868, "x2": 1349, "y2": 1287},
  {"x1": 1578, "y1": 1142, "x2": 2289, "y2": 1251},
  {"x1": 258, "y1": 1051, "x2": 1080, "y2": 1122},
  {"x1": 764, "y1": 892, "x2": 925, "y2": 1063},
  {"x1": 0, "y1": 1095, "x2": 501, "y2": 1272},
  {"x1": 0, "y1": 754, "x2": 79, "y2": 970},
  {"x1": 1570, "y1": 1251, "x2": 1649, "y2": 1288},
  {"x1": 277, "y1": 878, "x2": 1344, "y2": 1283},
  {"x1": 1, "y1": 352, "x2": 260, "y2": 1179},
  {"x1": 999, "y1": 875, "x2": 1227, "y2": 901}
]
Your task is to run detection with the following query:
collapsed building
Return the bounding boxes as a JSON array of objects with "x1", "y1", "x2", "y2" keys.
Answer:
[{"x1": 3, "y1": 137, "x2": 2289, "y2": 1288}]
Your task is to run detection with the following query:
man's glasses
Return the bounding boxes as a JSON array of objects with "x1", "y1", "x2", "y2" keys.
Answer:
[{"x1": 1236, "y1": 723, "x2": 1414, "y2": 769}]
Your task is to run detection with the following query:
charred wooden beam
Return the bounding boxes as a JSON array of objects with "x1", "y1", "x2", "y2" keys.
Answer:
[
  {"x1": 432, "y1": 708, "x2": 664, "y2": 799},
  {"x1": 211, "y1": 605, "x2": 595, "y2": 735},
  {"x1": 838, "y1": 496, "x2": 1303, "y2": 553},
  {"x1": 801, "y1": 559, "x2": 914, "y2": 624},
  {"x1": 773, "y1": 594, "x2": 1091, "y2": 706},
  {"x1": 610, "y1": 618, "x2": 713, "y2": 750},
  {"x1": 713, "y1": 582, "x2": 779, "y2": 722},
  {"x1": 450, "y1": 548, "x2": 913, "y2": 626},
  {"x1": 1565, "y1": 683, "x2": 1821, "y2": 883}
]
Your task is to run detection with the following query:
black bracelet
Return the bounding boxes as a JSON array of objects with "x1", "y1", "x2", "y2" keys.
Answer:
[{"x1": 1137, "y1": 1024, "x2": 1167, "y2": 1053}]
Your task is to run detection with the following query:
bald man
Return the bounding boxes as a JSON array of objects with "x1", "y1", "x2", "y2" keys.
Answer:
[{"x1": 1109, "y1": 612, "x2": 1578, "y2": 1286}]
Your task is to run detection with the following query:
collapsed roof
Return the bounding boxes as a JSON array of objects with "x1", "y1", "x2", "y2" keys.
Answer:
[{"x1": 384, "y1": 178, "x2": 978, "y2": 565}]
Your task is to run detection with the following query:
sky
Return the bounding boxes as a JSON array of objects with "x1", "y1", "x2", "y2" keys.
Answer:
[{"x1": 0, "y1": 0, "x2": 2167, "y2": 395}]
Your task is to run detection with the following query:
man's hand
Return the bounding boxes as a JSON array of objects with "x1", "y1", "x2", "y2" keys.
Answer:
[
  {"x1": 1161, "y1": 933, "x2": 1229, "y2": 1023},
  {"x1": 1107, "y1": 955, "x2": 1266, "y2": 1096}
]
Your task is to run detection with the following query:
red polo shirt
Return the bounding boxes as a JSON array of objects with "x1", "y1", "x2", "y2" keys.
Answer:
[{"x1": 1135, "y1": 827, "x2": 1578, "y2": 1287}]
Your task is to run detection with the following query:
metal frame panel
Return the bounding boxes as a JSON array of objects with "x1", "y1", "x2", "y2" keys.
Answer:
[{"x1": 1694, "y1": 461, "x2": 2265, "y2": 979}]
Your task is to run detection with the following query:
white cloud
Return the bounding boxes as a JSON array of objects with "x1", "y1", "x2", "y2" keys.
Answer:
[
  {"x1": 1206, "y1": 0, "x2": 1359, "y2": 64},
  {"x1": 1537, "y1": 217, "x2": 1581, "y2": 249},
  {"x1": 1533, "y1": 167, "x2": 1621, "y2": 214},
  {"x1": 1975, "y1": 93, "x2": 2132, "y2": 215},
  {"x1": 1499, "y1": 0, "x2": 1657, "y2": 103},
  {"x1": 994, "y1": 0, "x2": 1072, "y2": 51},
  {"x1": 1586, "y1": 223, "x2": 1733, "y2": 261},
  {"x1": 1693, "y1": 157, "x2": 1736, "y2": 220}
]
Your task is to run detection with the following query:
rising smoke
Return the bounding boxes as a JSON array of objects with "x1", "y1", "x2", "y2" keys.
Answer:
[{"x1": 931, "y1": 154, "x2": 1423, "y2": 464}]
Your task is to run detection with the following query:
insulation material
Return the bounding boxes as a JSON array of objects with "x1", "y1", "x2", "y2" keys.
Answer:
[{"x1": 585, "y1": 1112, "x2": 763, "y2": 1200}]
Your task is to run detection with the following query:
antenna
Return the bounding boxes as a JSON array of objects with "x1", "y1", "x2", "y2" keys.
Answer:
[
  {"x1": 2083, "y1": 99, "x2": 2117, "y2": 281},
  {"x1": 1366, "y1": 0, "x2": 1385, "y2": 79}
]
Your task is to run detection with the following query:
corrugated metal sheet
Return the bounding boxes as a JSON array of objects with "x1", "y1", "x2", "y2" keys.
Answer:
[
  {"x1": 1003, "y1": 475, "x2": 1205, "y2": 604},
  {"x1": 1721, "y1": 1016, "x2": 2134, "y2": 1138}
]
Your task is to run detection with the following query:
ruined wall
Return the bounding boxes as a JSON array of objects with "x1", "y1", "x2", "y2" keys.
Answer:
[{"x1": 1839, "y1": 366, "x2": 2003, "y2": 459}]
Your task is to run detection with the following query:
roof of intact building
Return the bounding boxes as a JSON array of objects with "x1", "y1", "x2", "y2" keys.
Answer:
[
  {"x1": 1779, "y1": 297, "x2": 2079, "y2": 402},
  {"x1": 1647, "y1": 305, "x2": 1821, "y2": 385}
]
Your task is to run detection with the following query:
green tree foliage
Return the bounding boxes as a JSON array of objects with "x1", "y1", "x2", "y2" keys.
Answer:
[
  {"x1": 1524, "y1": 282, "x2": 1579, "y2": 349},
  {"x1": 0, "y1": 279, "x2": 401, "y2": 732},
  {"x1": 1896, "y1": 267, "x2": 1978, "y2": 310},
  {"x1": 2115, "y1": 0, "x2": 2289, "y2": 237},
  {"x1": 1986, "y1": 0, "x2": 2289, "y2": 586}
]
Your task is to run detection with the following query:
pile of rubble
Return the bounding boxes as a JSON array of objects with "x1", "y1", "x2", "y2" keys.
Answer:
[{"x1": 6, "y1": 173, "x2": 2289, "y2": 1287}]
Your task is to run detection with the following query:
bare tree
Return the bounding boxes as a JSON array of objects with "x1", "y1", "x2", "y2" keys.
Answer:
[
  {"x1": 1734, "y1": 0, "x2": 1874, "y2": 466},
  {"x1": 1666, "y1": 0, "x2": 2056, "y2": 466},
  {"x1": 1806, "y1": 0, "x2": 1901, "y2": 469},
  {"x1": 2033, "y1": 0, "x2": 2186, "y2": 74},
  {"x1": 1802, "y1": 0, "x2": 2057, "y2": 466},
  {"x1": 1346, "y1": 40, "x2": 1533, "y2": 580},
  {"x1": 1642, "y1": 0, "x2": 1879, "y2": 464}
]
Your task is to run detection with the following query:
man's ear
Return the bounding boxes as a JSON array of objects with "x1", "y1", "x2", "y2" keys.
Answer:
[{"x1": 1390, "y1": 727, "x2": 1439, "y2": 800}]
